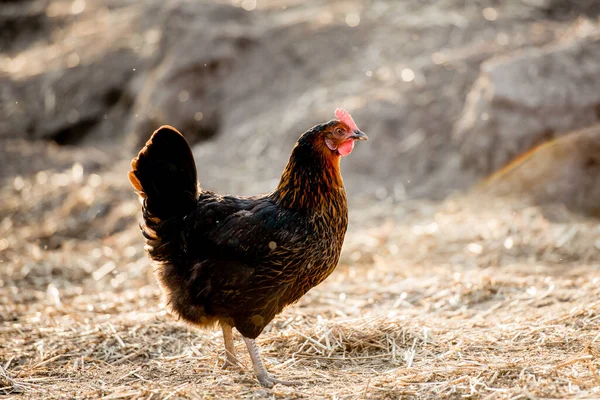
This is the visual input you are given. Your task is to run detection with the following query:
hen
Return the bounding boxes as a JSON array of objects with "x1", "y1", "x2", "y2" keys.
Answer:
[{"x1": 128, "y1": 109, "x2": 367, "y2": 386}]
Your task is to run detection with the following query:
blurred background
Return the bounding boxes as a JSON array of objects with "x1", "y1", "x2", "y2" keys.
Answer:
[{"x1": 2, "y1": 0, "x2": 600, "y2": 398}]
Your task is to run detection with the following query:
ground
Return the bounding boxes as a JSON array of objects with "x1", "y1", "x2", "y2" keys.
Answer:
[
  {"x1": 3, "y1": 188, "x2": 600, "y2": 399},
  {"x1": 2, "y1": 0, "x2": 600, "y2": 399}
]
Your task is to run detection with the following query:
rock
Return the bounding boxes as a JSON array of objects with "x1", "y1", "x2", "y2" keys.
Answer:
[
  {"x1": 478, "y1": 124, "x2": 600, "y2": 217},
  {"x1": 1, "y1": 1, "x2": 257, "y2": 149},
  {"x1": 453, "y1": 21, "x2": 600, "y2": 175},
  {"x1": 128, "y1": 2, "x2": 257, "y2": 149},
  {"x1": 0, "y1": 0, "x2": 49, "y2": 54},
  {"x1": 25, "y1": 49, "x2": 138, "y2": 144},
  {"x1": 0, "y1": 1, "x2": 142, "y2": 144}
]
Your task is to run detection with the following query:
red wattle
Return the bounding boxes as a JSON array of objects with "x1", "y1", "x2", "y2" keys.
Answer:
[{"x1": 338, "y1": 140, "x2": 354, "y2": 157}]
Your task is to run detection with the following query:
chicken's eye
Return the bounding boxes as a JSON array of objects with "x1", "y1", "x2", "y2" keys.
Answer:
[{"x1": 335, "y1": 128, "x2": 344, "y2": 136}]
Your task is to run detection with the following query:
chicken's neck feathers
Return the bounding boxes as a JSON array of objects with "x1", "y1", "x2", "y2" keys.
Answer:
[{"x1": 271, "y1": 142, "x2": 346, "y2": 211}]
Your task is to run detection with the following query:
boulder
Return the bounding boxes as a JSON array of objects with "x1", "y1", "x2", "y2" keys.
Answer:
[
  {"x1": 454, "y1": 22, "x2": 600, "y2": 175},
  {"x1": 128, "y1": 2, "x2": 258, "y2": 149},
  {"x1": 478, "y1": 124, "x2": 600, "y2": 217}
]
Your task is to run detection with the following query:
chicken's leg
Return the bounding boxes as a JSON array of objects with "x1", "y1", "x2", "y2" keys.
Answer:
[
  {"x1": 242, "y1": 336, "x2": 297, "y2": 387},
  {"x1": 221, "y1": 322, "x2": 239, "y2": 369}
]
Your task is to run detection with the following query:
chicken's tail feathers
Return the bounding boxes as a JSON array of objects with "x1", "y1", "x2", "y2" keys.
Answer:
[{"x1": 129, "y1": 126, "x2": 198, "y2": 255}]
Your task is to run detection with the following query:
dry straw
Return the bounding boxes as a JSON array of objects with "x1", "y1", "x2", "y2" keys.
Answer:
[{"x1": 2, "y1": 171, "x2": 600, "y2": 398}]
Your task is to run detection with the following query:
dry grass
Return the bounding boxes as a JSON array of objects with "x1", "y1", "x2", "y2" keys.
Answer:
[{"x1": 2, "y1": 154, "x2": 600, "y2": 399}]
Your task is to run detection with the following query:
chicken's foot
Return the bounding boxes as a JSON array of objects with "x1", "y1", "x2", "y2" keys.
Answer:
[
  {"x1": 220, "y1": 322, "x2": 239, "y2": 369},
  {"x1": 242, "y1": 336, "x2": 298, "y2": 388}
]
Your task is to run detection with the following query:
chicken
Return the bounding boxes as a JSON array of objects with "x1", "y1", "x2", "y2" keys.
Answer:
[{"x1": 128, "y1": 109, "x2": 368, "y2": 386}]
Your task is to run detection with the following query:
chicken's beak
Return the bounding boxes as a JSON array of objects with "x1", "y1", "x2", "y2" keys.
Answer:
[{"x1": 350, "y1": 130, "x2": 368, "y2": 141}]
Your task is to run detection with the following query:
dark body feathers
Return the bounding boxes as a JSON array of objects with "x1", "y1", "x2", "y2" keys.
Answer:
[{"x1": 130, "y1": 124, "x2": 348, "y2": 339}]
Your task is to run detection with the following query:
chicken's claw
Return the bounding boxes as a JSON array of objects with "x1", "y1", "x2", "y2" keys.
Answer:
[
  {"x1": 243, "y1": 336, "x2": 300, "y2": 388},
  {"x1": 221, "y1": 359, "x2": 238, "y2": 370},
  {"x1": 256, "y1": 373, "x2": 299, "y2": 388}
]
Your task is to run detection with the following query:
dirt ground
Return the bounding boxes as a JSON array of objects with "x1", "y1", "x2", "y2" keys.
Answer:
[{"x1": 2, "y1": 0, "x2": 600, "y2": 399}]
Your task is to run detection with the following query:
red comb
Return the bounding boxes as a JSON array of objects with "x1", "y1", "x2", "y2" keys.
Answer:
[{"x1": 335, "y1": 108, "x2": 359, "y2": 132}]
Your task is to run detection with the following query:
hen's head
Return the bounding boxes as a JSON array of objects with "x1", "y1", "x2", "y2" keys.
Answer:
[
  {"x1": 274, "y1": 109, "x2": 368, "y2": 208},
  {"x1": 298, "y1": 108, "x2": 368, "y2": 158}
]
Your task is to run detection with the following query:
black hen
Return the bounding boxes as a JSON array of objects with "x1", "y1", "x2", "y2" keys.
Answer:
[{"x1": 128, "y1": 109, "x2": 367, "y2": 386}]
